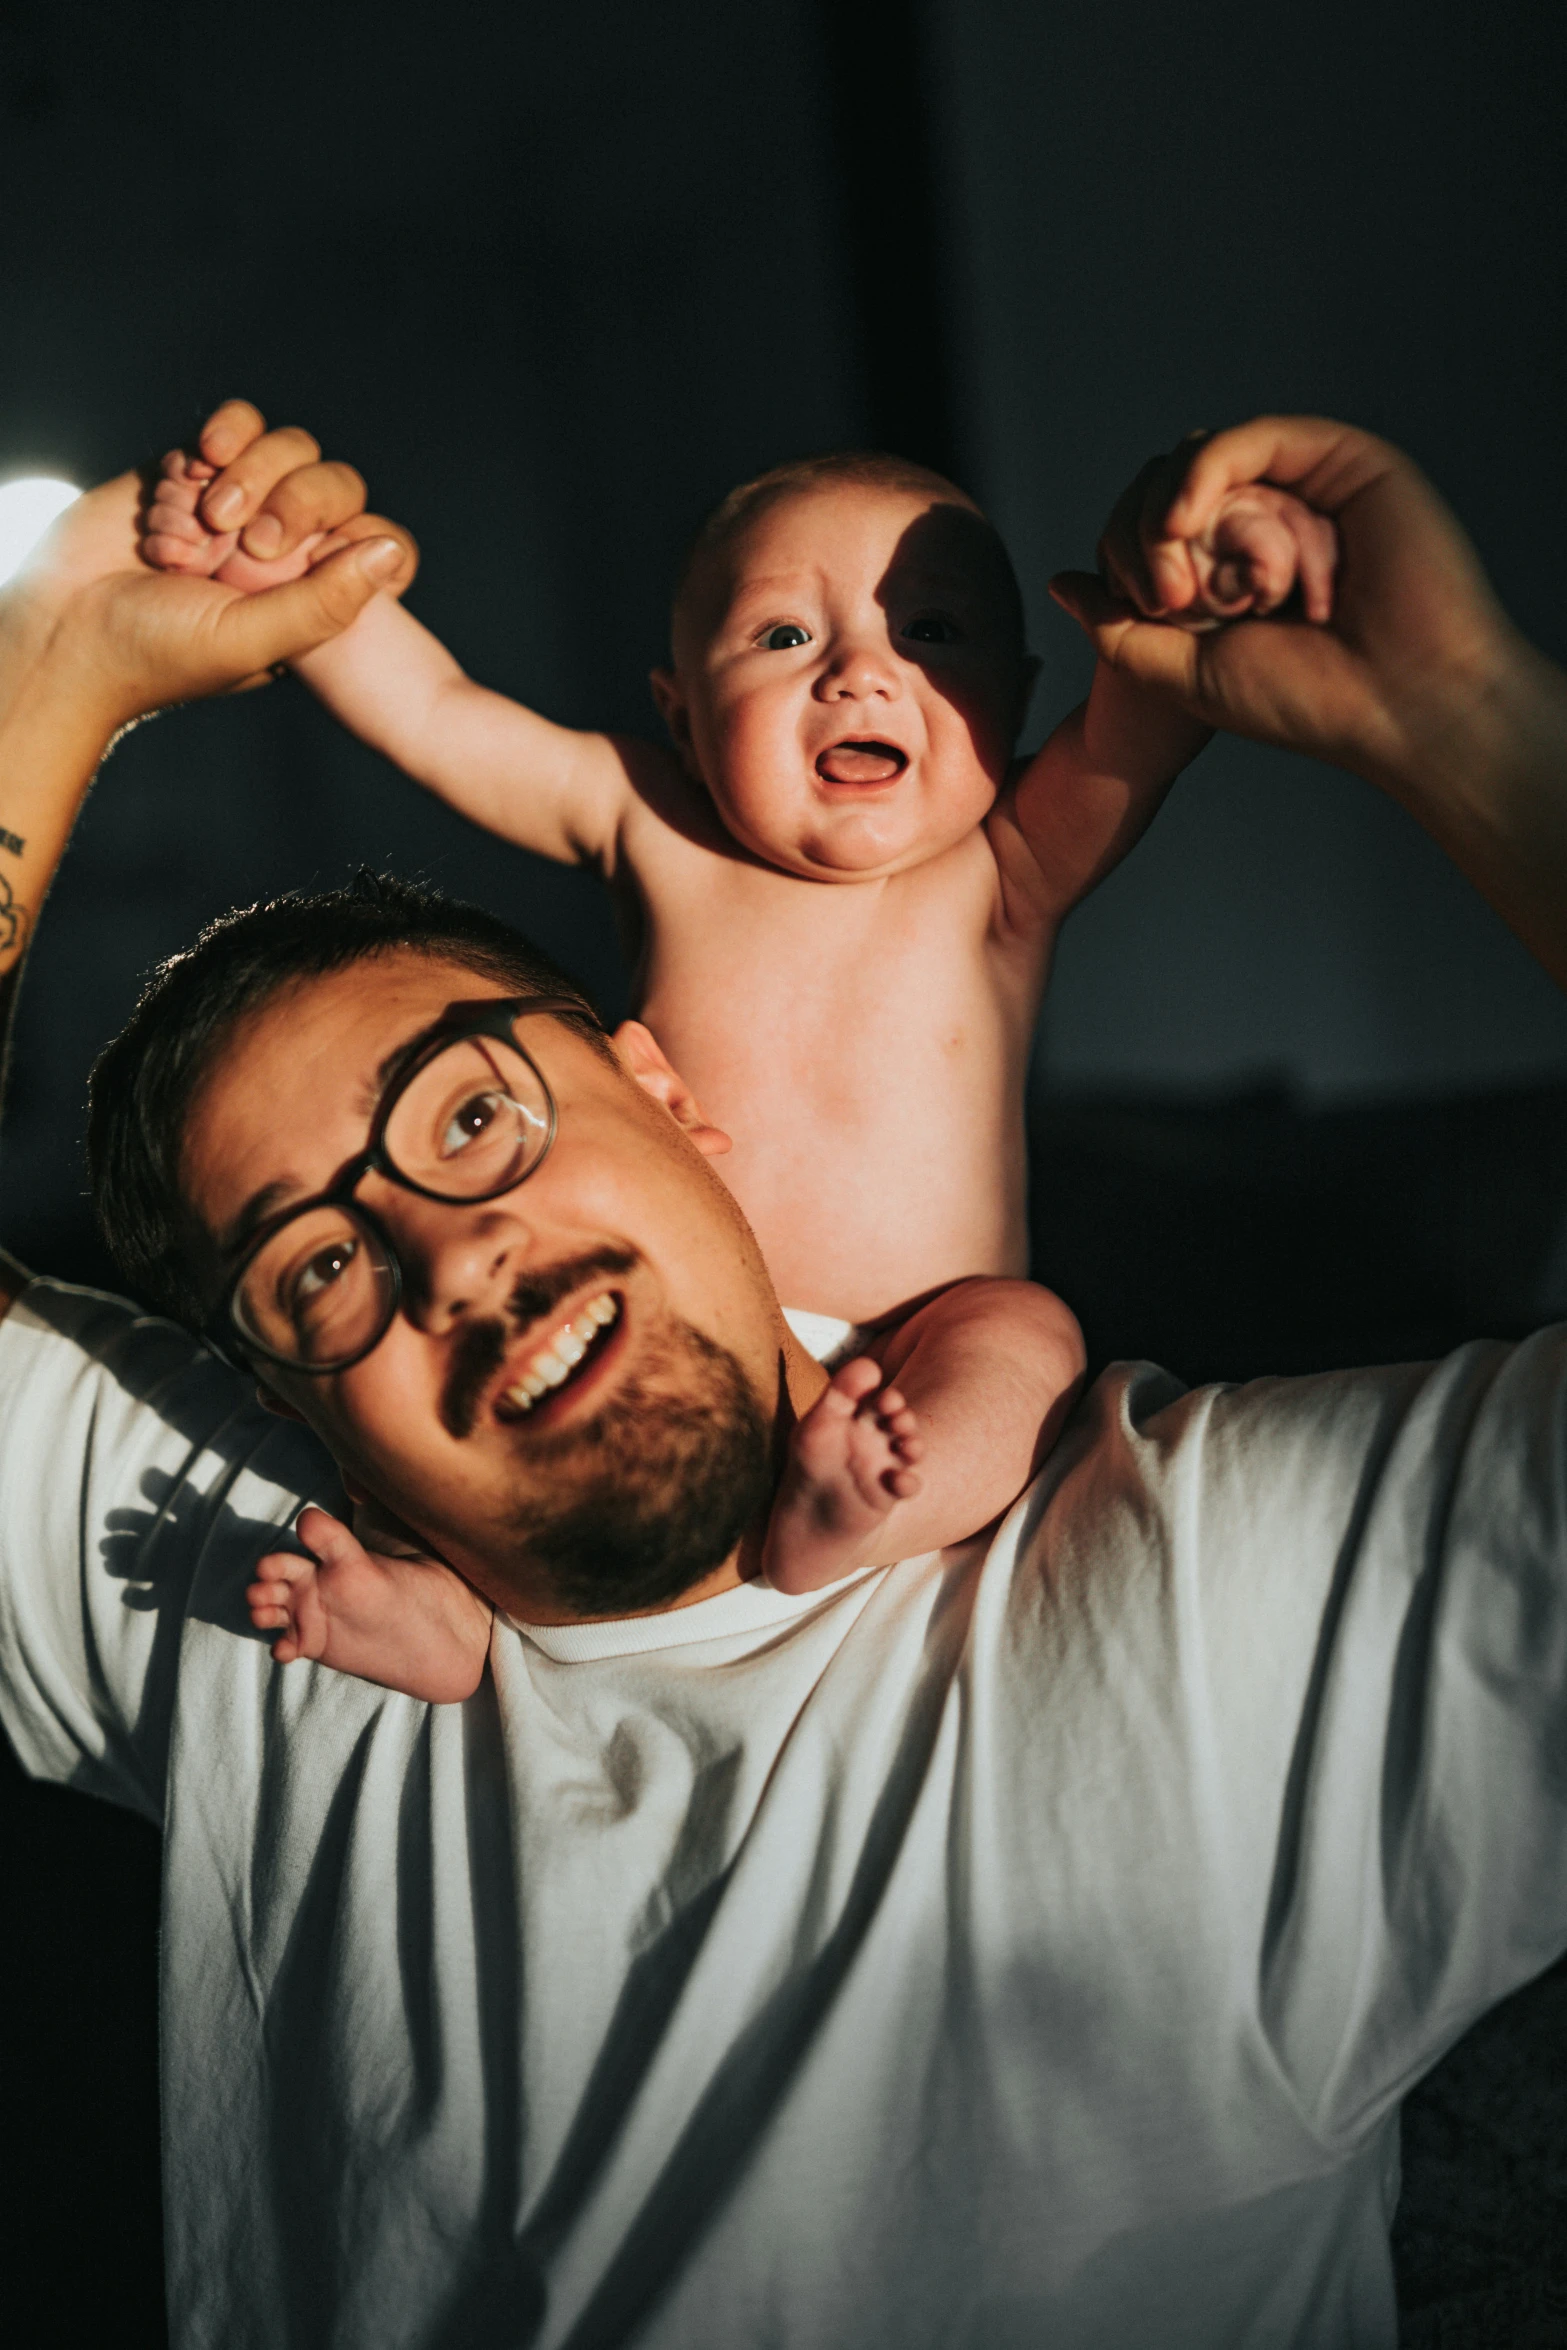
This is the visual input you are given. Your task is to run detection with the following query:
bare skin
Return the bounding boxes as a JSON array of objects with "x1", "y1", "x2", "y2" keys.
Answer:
[
  {"x1": 144, "y1": 410, "x2": 1335, "y2": 1664},
  {"x1": 144, "y1": 424, "x2": 1260, "y2": 1322},
  {"x1": 6, "y1": 414, "x2": 1567, "y2": 1690}
]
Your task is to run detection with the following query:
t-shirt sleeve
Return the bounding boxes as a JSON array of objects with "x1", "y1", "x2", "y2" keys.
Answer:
[
  {"x1": 0, "y1": 1277, "x2": 336, "y2": 1824},
  {"x1": 1116, "y1": 1331, "x2": 1567, "y2": 2138}
]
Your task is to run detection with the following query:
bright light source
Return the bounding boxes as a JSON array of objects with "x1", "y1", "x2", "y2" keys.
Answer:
[{"x1": 0, "y1": 476, "x2": 82, "y2": 588}]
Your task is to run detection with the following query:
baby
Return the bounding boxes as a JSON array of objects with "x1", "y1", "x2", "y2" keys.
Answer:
[{"x1": 144, "y1": 416, "x2": 1334, "y2": 1690}]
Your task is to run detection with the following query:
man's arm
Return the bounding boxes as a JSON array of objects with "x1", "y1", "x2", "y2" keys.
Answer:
[
  {"x1": 1051, "y1": 417, "x2": 1567, "y2": 989},
  {"x1": 0, "y1": 421, "x2": 417, "y2": 1324}
]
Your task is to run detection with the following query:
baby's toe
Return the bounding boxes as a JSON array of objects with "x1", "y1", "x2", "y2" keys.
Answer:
[
  {"x1": 885, "y1": 1467, "x2": 923, "y2": 1500},
  {"x1": 891, "y1": 1432, "x2": 925, "y2": 1464},
  {"x1": 832, "y1": 1356, "x2": 885, "y2": 1405}
]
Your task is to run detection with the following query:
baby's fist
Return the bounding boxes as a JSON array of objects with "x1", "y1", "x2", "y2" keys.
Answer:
[
  {"x1": 1183, "y1": 485, "x2": 1338, "y2": 626},
  {"x1": 142, "y1": 447, "x2": 328, "y2": 592},
  {"x1": 1099, "y1": 474, "x2": 1339, "y2": 631}
]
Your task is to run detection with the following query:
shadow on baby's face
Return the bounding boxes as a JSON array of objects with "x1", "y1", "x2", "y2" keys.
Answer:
[{"x1": 652, "y1": 482, "x2": 1037, "y2": 882}]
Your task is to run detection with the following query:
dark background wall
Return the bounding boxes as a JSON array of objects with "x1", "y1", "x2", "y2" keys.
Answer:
[{"x1": 2, "y1": 3, "x2": 1564, "y2": 2341}]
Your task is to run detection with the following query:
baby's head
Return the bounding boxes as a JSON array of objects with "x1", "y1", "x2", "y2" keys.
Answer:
[{"x1": 651, "y1": 454, "x2": 1035, "y2": 881}]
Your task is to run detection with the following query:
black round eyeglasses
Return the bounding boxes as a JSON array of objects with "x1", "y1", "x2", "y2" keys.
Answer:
[{"x1": 216, "y1": 995, "x2": 590, "y2": 1374}]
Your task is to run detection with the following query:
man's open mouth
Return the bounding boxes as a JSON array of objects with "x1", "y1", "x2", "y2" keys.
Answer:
[
  {"x1": 815, "y1": 739, "x2": 908, "y2": 786},
  {"x1": 494, "y1": 1290, "x2": 623, "y2": 1421}
]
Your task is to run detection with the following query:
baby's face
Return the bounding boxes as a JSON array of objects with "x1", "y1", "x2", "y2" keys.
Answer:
[{"x1": 658, "y1": 484, "x2": 1031, "y2": 880}]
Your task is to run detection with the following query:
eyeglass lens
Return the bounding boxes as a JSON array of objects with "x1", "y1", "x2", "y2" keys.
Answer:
[{"x1": 233, "y1": 1032, "x2": 552, "y2": 1367}]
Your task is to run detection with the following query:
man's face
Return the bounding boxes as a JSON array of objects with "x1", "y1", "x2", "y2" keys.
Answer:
[
  {"x1": 179, "y1": 954, "x2": 797, "y2": 1621},
  {"x1": 660, "y1": 483, "x2": 1032, "y2": 881}
]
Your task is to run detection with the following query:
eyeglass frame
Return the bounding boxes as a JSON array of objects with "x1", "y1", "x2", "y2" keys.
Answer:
[{"x1": 212, "y1": 993, "x2": 591, "y2": 1375}]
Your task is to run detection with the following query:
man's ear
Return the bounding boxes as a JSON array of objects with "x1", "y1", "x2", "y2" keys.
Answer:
[
  {"x1": 612, "y1": 1019, "x2": 732, "y2": 1156},
  {"x1": 255, "y1": 1380, "x2": 307, "y2": 1422},
  {"x1": 649, "y1": 666, "x2": 704, "y2": 780}
]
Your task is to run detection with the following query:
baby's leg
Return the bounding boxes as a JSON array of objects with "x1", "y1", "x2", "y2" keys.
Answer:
[
  {"x1": 247, "y1": 1503, "x2": 492, "y2": 1701},
  {"x1": 766, "y1": 1279, "x2": 1085, "y2": 1594}
]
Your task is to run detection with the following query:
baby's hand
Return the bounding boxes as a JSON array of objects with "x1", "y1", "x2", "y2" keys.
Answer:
[
  {"x1": 1099, "y1": 465, "x2": 1339, "y2": 631},
  {"x1": 247, "y1": 1501, "x2": 492, "y2": 1703},
  {"x1": 143, "y1": 447, "x2": 335, "y2": 594},
  {"x1": 763, "y1": 1357, "x2": 924, "y2": 1594}
]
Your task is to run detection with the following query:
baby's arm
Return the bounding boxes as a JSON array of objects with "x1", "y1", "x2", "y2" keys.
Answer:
[
  {"x1": 990, "y1": 483, "x2": 1340, "y2": 929},
  {"x1": 764, "y1": 1279, "x2": 1084, "y2": 1593},
  {"x1": 247, "y1": 1502, "x2": 493, "y2": 1703},
  {"x1": 143, "y1": 432, "x2": 633, "y2": 870}
]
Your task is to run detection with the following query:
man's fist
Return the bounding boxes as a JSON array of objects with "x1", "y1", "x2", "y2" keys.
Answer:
[
  {"x1": 142, "y1": 401, "x2": 416, "y2": 607},
  {"x1": 1048, "y1": 416, "x2": 1515, "y2": 794}
]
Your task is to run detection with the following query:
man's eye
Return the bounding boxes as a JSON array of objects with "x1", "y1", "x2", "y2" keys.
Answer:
[
  {"x1": 903, "y1": 613, "x2": 962, "y2": 645},
  {"x1": 441, "y1": 1090, "x2": 505, "y2": 1156},
  {"x1": 757, "y1": 622, "x2": 811, "y2": 651},
  {"x1": 293, "y1": 1239, "x2": 357, "y2": 1306}
]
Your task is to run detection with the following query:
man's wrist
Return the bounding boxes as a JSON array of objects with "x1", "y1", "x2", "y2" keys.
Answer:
[{"x1": 1379, "y1": 624, "x2": 1567, "y2": 826}]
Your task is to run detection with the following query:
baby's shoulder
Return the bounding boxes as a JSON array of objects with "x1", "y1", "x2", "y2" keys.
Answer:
[{"x1": 614, "y1": 738, "x2": 731, "y2": 860}]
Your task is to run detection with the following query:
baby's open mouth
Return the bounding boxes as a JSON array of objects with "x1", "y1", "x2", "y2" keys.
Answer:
[
  {"x1": 815, "y1": 740, "x2": 908, "y2": 786},
  {"x1": 494, "y1": 1290, "x2": 621, "y2": 1420}
]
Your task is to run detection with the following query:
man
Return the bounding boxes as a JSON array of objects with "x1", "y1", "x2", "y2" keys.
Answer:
[{"x1": 2, "y1": 414, "x2": 1566, "y2": 2349}]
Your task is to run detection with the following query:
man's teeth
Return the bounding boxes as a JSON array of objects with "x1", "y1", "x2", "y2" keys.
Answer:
[{"x1": 501, "y1": 1292, "x2": 619, "y2": 1413}]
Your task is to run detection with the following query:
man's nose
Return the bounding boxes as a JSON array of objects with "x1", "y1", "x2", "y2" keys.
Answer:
[
  {"x1": 815, "y1": 627, "x2": 900, "y2": 703},
  {"x1": 382, "y1": 1196, "x2": 534, "y2": 1332}
]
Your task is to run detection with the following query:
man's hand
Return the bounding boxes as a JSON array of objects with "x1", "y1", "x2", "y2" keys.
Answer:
[
  {"x1": 1100, "y1": 470, "x2": 1339, "y2": 630},
  {"x1": 143, "y1": 400, "x2": 416, "y2": 603},
  {"x1": 1053, "y1": 416, "x2": 1567, "y2": 992},
  {"x1": 2, "y1": 402, "x2": 417, "y2": 733},
  {"x1": 1050, "y1": 417, "x2": 1517, "y2": 797}
]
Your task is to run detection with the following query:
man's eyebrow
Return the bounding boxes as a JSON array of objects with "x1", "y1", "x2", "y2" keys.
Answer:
[
  {"x1": 370, "y1": 1013, "x2": 453, "y2": 1099},
  {"x1": 215, "y1": 1012, "x2": 460, "y2": 1264},
  {"x1": 216, "y1": 1178, "x2": 304, "y2": 1264}
]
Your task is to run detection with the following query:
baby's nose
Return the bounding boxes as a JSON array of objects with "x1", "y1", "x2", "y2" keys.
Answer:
[{"x1": 818, "y1": 635, "x2": 898, "y2": 699}]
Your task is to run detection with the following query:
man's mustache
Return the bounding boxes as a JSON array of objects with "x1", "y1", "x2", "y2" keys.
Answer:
[{"x1": 439, "y1": 1246, "x2": 638, "y2": 1438}]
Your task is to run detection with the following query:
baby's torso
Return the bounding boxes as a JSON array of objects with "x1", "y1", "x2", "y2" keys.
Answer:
[{"x1": 617, "y1": 781, "x2": 1053, "y2": 1322}]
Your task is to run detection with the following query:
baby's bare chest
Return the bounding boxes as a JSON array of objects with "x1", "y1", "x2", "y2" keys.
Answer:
[{"x1": 630, "y1": 840, "x2": 1040, "y2": 1089}]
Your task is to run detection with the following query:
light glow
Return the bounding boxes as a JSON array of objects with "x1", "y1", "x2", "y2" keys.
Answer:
[{"x1": 0, "y1": 476, "x2": 81, "y2": 588}]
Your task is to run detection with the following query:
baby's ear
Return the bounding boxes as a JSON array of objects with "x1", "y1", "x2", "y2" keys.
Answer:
[
  {"x1": 612, "y1": 1019, "x2": 732, "y2": 1156},
  {"x1": 649, "y1": 667, "x2": 703, "y2": 779}
]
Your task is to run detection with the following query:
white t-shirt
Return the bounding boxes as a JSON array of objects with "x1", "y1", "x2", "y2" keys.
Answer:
[{"x1": 3, "y1": 1277, "x2": 1566, "y2": 2350}]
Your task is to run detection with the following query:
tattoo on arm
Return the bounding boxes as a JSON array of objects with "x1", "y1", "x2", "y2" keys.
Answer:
[
  {"x1": 0, "y1": 870, "x2": 27, "y2": 958},
  {"x1": 0, "y1": 826, "x2": 23, "y2": 856}
]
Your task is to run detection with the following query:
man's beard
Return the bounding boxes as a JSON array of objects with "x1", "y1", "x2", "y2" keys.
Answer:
[{"x1": 441, "y1": 1255, "x2": 774, "y2": 1617}]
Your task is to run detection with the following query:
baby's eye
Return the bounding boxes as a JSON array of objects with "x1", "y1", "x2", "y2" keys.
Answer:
[
  {"x1": 902, "y1": 613, "x2": 963, "y2": 645},
  {"x1": 757, "y1": 622, "x2": 812, "y2": 651}
]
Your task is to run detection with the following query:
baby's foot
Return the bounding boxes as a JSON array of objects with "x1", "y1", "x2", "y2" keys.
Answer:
[
  {"x1": 247, "y1": 1502, "x2": 491, "y2": 1702},
  {"x1": 142, "y1": 447, "x2": 330, "y2": 591},
  {"x1": 764, "y1": 1357, "x2": 925, "y2": 1594}
]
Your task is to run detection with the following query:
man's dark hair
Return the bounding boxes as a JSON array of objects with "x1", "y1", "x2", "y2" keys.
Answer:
[
  {"x1": 671, "y1": 448, "x2": 1027, "y2": 655},
  {"x1": 88, "y1": 871, "x2": 611, "y2": 1331}
]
